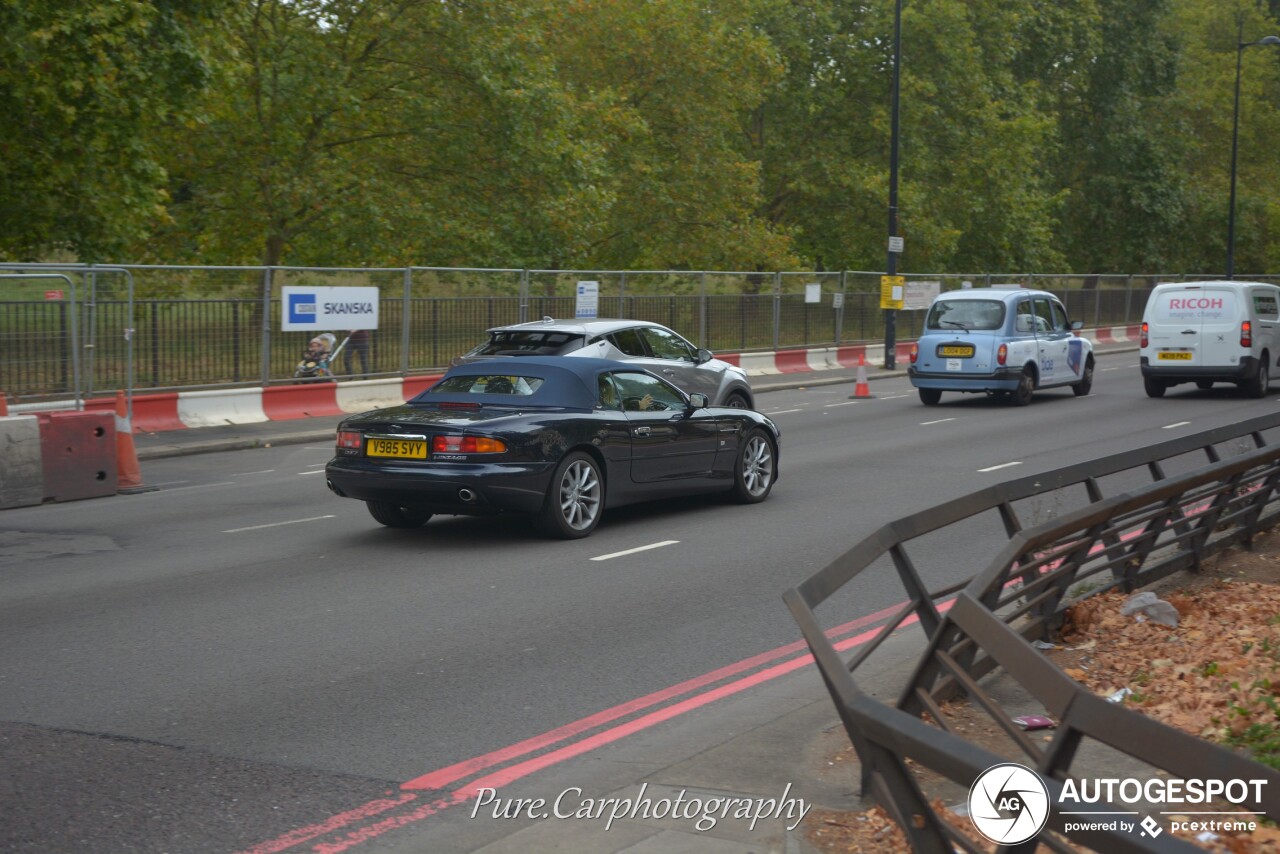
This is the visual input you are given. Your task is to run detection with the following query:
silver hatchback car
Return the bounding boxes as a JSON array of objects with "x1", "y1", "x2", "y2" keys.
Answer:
[{"x1": 457, "y1": 318, "x2": 755, "y2": 408}]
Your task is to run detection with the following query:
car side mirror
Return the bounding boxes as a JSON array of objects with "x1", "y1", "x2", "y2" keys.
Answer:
[
  {"x1": 1071, "y1": 320, "x2": 1084, "y2": 331},
  {"x1": 696, "y1": 348, "x2": 714, "y2": 364},
  {"x1": 687, "y1": 392, "x2": 709, "y2": 409}
]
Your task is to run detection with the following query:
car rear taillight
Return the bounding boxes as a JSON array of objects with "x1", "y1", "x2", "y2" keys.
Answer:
[
  {"x1": 1242, "y1": 321, "x2": 1253, "y2": 348},
  {"x1": 909, "y1": 343, "x2": 918, "y2": 364},
  {"x1": 997, "y1": 343, "x2": 1008, "y2": 366},
  {"x1": 432, "y1": 435, "x2": 507, "y2": 454},
  {"x1": 1141, "y1": 322, "x2": 1149, "y2": 349},
  {"x1": 336, "y1": 431, "x2": 362, "y2": 450}
]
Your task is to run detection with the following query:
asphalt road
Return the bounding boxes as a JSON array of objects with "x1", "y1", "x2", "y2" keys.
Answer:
[{"x1": 3, "y1": 352, "x2": 1278, "y2": 852}]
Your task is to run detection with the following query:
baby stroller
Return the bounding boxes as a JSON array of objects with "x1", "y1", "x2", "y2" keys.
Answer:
[{"x1": 293, "y1": 333, "x2": 347, "y2": 382}]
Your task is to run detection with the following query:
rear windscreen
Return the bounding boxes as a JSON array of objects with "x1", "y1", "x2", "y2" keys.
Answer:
[
  {"x1": 1151, "y1": 290, "x2": 1238, "y2": 322},
  {"x1": 926, "y1": 299, "x2": 1005, "y2": 331},
  {"x1": 431, "y1": 375, "x2": 545, "y2": 395},
  {"x1": 473, "y1": 331, "x2": 585, "y2": 356}
]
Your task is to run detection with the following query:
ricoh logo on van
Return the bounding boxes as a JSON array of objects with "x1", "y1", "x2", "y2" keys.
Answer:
[
  {"x1": 1168, "y1": 297, "x2": 1224, "y2": 310},
  {"x1": 281, "y1": 286, "x2": 379, "y2": 331}
]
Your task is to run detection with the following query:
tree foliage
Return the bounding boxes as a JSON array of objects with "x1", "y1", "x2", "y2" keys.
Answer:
[
  {"x1": 6, "y1": 0, "x2": 1280, "y2": 275},
  {"x1": 0, "y1": 0, "x2": 222, "y2": 261}
]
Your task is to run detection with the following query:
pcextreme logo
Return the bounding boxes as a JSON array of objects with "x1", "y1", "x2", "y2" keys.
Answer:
[{"x1": 968, "y1": 763, "x2": 1050, "y2": 845}]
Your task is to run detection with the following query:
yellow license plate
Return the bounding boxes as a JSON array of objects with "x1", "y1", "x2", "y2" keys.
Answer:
[
  {"x1": 1157, "y1": 351, "x2": 1193, "y2": 361},
  {"x1": 366, "y1": 438, "x2": 428, "y2": 459},
  {"x1": 938, "y1": 345, "x2": 974, "y2": 357}
]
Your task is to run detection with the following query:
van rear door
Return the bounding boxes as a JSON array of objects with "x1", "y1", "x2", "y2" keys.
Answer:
[{"x1": 1147, "y1": 285, "x2": 1240, "y2": 368}]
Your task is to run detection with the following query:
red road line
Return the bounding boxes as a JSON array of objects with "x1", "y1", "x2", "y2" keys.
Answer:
[
  {"x1": 237, "y1": 793, "x2": 418, "y2": 854},
  {"x1": 302, "y1": 624, "x2": 903, "y2": 854},
  {"x1": 239, "y1": 604, "x2": 904, "y2": 854},
  {"x1": 400, "y1": 601, "x2": 902, "y2": 791}
]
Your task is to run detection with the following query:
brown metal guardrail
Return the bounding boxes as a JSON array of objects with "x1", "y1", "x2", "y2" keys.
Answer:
[{"x1": 785, "y1": 411, "x2": 1280, "y2": 852}]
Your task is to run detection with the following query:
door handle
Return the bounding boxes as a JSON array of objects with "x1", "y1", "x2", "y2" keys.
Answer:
[
  {"x1": 633, "y1": 426, "x2": 651, "y2": 437},
  {"x1": 1182, "y1": 330, "x2": 1197, "y2": 334},
  {"x1": 662, "y1": 369, "x2": 675, "y2": 375}
]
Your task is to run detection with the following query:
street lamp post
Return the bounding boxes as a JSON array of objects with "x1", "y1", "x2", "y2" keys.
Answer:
[
  {"x1": 1227, "y1": 33, "x2": 1280, "y2": 280},
  {"x1": 883, "y1": 0, "x2": 903, "y2": 368}
]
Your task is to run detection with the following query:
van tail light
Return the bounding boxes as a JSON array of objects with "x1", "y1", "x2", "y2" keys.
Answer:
[
  {"x1": 1141, "y1": 322, "x2": 1149, "y2": 349},
  {"x1": 909, "y1": 343, "x2": 918, "y2": 364},
  {"x1": 1242, "y1": 321, "x2": 1253, "y2": 348},
  {"x1": 997, "y1": 343, "x2": 1008, "y2": 366}
]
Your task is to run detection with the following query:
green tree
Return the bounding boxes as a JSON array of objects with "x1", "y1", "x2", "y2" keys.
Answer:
[
  {"x1": 752, "y1": 0, "x2": 1093, "y2": 273},
  {"x1": 1163, "y1": 0, "x2": 1280, "y2": 275},
  {"x1": 1054, "y1": 0, "x2": 1186, "y2": 273},
  {"x1": 0, "y1": 0, "x2": 221, "y2": 261}
]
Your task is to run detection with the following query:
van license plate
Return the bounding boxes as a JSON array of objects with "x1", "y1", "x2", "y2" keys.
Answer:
[
  {"x1": 1157, "y1": 351, "x2": 1193, "y2": 361},
  {"x1": 938, "y1": 344, "x2": 974, "y2": 357},
  {"x1": 366, "y1": 438, "x2": 428, "y2": 459}
]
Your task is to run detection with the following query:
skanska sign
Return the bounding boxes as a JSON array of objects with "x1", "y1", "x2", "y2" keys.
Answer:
[{"x1": 281, "y1": 287, "x2": 379, "y2": 331}]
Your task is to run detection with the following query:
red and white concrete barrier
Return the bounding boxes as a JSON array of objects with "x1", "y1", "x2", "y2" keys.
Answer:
[
  {"x1": 717, "y1": 324, "x2": 1139, "y2": 377},
  {"x1": 17, "y1": 325, "x2": 1141, "y2": 432}
]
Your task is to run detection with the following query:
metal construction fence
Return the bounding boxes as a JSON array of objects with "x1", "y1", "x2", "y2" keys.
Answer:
[
  {"x1": 1, "y1": 263, "x2": 1277, "y2": 404},
  {"x1": 785, "y1": 412, "x2": 1280, "y2": 852}
]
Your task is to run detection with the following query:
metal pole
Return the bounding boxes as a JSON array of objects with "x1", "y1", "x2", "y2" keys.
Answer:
[
  {"x1": 1228, "y1": 38, "x2": 1245, "y2": 280},
  {"x1": 260, "y1": 267, "x2": 273, "y2": 384},
  {"x1": 883, "y1": 0, "x2": 903, "y2": 368},
  {"x1": 698, "y1": 271, "x2": 707, "y2": 348},
  {"x1": 401, "y1": 267, "x2": 412, "y2": 376},
  {"x1": 1227, "y1": 33, "x2": 1280, "y2": 280}
]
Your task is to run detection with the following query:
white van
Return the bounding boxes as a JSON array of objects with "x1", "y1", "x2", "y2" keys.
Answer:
[{"x1": 1140, "y1": 280, "x2": 1280, "y2": 398}]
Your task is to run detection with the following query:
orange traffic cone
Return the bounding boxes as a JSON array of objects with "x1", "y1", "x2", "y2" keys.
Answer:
[
  {"x1": 848, "y1": 353, "x2": 875, "y2": 399},
  {"x1": 114, "y1": 391, "x2": 154, "y2": 494}
]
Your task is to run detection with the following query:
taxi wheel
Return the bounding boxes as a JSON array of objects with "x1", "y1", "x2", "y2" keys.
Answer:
[
  {"x1": 538, "y1": 452, "x2": 603, "y2": 539},
  {"x1": 1073, "y1": 358, "x2": 1094, "y2": 396},
  {"x1": 367, "y1": 501, "x2": 432, "y2": 528},
  {"x1": 918, "y1": 388, "x2": 942, "y2": 406},
  {"x1": 1009, "y1": 370, "x2": 1035, "y2": 406}
]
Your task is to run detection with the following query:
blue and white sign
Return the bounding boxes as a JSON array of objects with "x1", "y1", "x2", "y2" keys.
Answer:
[
  {"x1": 282, "y1": 287, "x2": 379, "y2": 331},
  {"x1": 575, "y1": 281, "x2": 599, "y2": 319}
]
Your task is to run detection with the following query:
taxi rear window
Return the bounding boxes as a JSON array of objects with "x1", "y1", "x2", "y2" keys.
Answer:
[{"x1": 926, "y1": 299, "x2": 1005, "y2": 331}]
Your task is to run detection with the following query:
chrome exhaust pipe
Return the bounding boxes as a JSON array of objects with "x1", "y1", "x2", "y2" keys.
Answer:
[{"x1": 458, "y1": 488, "x2": 477, "y2": 503}]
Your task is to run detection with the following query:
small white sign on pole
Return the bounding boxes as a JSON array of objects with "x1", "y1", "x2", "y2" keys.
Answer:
[
  {"x1": 281, "y1": 287, "x2": 379, "y2": 330},
  {"x1": 575, "y1": 281, "x2": 600, "y2": 318},
  {"x1": 805, "y1": 283, "x2": 822, "y2": 304},
  {"x1": 888, "y1": 236, "x2": 904, "y2": 254},
  {"x1": 832, "y1": 293, "x2": 844, "y2": 309}
]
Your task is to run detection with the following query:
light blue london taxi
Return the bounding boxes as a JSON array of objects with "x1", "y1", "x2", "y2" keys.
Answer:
[{"x1": 907, "y1": 286, "x2": 1094, "y2": 406}]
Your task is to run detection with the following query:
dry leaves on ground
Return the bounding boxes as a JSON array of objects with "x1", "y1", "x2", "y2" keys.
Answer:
[{"x1": 805, "y1": 537, "x2": 1280, "y2": 853}]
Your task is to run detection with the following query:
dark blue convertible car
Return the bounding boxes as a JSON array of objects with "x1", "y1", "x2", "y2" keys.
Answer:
[{"x1": 325, "y1": 357, "x2": 780, "y2": 538}]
